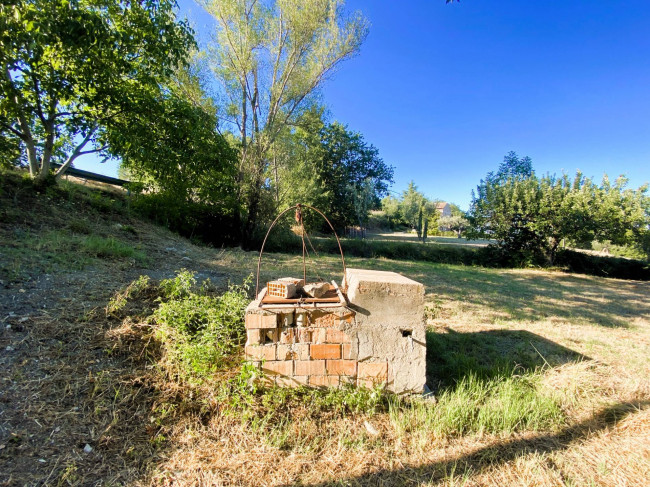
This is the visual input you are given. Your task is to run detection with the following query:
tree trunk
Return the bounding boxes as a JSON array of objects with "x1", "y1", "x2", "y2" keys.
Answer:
[{"x1": 34, "y1": 122, "x2": 55, "y2": 184}]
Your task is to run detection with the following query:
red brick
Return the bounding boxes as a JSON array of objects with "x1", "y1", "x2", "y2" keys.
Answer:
[
  {"x1": 312, "y1": 312, "x2": 337, "y2": 328},
  {"x1": 310, "y1": 344, "x2": 341, "y2": 359},
  {"x1": 326, "y1": 360, "x2": 357, "y2": 376},
  {"x1": 326, "y1": 328, "x2": 350, "y2": 344},
  {"x1": 342, "y1": 343, "x2": 353, "y2": 360},
  {"x1": 357, "y1": 362, "x2": 388, "y2": 388},
  {"x1": 279, "y1": 327, "x2": 295, "y2": 344},
  {"x1": 276, "y1": 344, "x2": 297, "y2": 360},
  {"x1": 296, "y1": 328, "x2": 312, "y2": 343},
  {"x1": 294, "y1": 343, "x2": 310, "y2": 360},
  {"x1": 295, "y1": 360, "x2": 325, "y2": 376},
  {"x1": 245, "y1": 313, "x2": 278, "y2": 329},
  {"x1": 245, "y1": 344, "x2": 276, "y2": 361},
  {"x1": 310, "y1": 375, "x2": 339, "y2": 387},
  {"x1": 311, "y1": 328, "x2": 327, "y2": 344},
  {"x1": 262, "y1": 360, "x2": 293, "y2": 376},
  {"x1": 246, "y1": 329, "x2": 263, "y2": 346}
]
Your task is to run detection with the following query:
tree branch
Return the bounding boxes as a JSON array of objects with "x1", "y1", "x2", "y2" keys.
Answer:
[{"x1": 54, "y1": 129, "x2": 97, "y2": 178}]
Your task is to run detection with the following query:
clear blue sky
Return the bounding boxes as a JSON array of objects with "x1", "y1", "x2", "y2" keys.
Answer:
[{"x1": 76, "y1": 0, "x2": 650, "y2": 210}]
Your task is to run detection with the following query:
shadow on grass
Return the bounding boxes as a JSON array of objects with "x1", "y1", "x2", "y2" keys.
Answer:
[
  {"x1": 381, "y1": 262, "x2": 650, "y2": 328},
  {"x1": 281, "y1": 399, "x2": 649, "y2": 487},
  {"x1": 426, "y1": 328, "x2": 589, "y2": 390}
]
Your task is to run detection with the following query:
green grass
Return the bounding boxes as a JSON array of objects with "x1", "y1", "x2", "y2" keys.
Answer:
[
  {"x1": 0, "y1": 229, "x2": 148, "y2": 280},
  {"x1": 390, "y1": 373, "x2": 563, "y2": 438}
]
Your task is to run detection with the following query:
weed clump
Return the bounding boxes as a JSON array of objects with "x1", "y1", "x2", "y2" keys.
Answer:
[{"x1": 153, "y1": 270, "x2": 251, "y2": 379}]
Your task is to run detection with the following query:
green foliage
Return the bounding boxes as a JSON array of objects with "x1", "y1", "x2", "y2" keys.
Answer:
[
  {"x1": 380, "y1": 195, "x2": 401, "y2": 229},
  {"x1": 106, "y1": 275, "x2": 151, "y2": 314},
  {"x1": 266, "y1": 108, "x2": 394, "y2": 233},
  {"x1": 220, "y1": 365, "x2": 390, "y2": 424},
  {"x1": 130, "y1": 193, "x2": 241, "y2": 246},
  {"x1": 159, "y1": 269, "x2": 197, "y2": 300},
  {"x1": 555, "y1": 249, "x2": 650, "y2": 280},
  {"x1": 154, "y1": 271, "x2": 251, "y2": 379},
  {"x1": 468, "y1": 152, "x2": 650, "y2": 265},
  {"x1": 204, "y1": 0, "x2": 369, "y2": 244},
  {"x1": 400, "y1": 181, "x2": 426, "y2": 232},
  {"x1": 316, "y1": 121, "x2": 394, "y2": 228},
  {"x1": 438, "y1": 215, "x2": 469, "y2": 238},
  {"x1": 107, "y1": 56, "x2": 239, "y2": 219},
  {"x1": 81, "y1": 235, "x2": 147, "y2": 263},
  {"x1": 0, "y1": 0, "x2": 195, "y2": 182}
]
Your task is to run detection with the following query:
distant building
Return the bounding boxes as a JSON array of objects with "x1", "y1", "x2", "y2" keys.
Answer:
[{"x1": 435, "y1": 202, "x2": 451, "y2": 218}]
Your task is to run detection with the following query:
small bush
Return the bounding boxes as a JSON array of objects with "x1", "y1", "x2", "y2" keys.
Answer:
[
  {"x1": 154, "y1": 271, "x2": 251, "y2": 379},
  {"x1": 556, "y1": 249, "x2": 650, "y2": 280}
]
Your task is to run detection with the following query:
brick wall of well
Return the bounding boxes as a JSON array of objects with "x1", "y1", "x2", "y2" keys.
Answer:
[{"x1": 244, "y1": 308, "x2": 388, "y2": 388}]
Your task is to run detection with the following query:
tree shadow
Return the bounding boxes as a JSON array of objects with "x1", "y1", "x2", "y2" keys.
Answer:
[
  {"x1": 426, "y1": 328, "x2": 590, "y2": 390},
  {"x1": 280, "y1": 399, "x2": 649, "y2": 487},
  {"x1": 401, "y1": 264, "x2": 650, "y2": 328}
]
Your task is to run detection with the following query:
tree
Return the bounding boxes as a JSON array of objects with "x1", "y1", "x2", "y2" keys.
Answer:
[
  {"x1": 0, "y1": 0, "x2": 194, "y2": 184},
  {"x1": 400, "y1": 181, "x2": 426, "y2": 233},
  {"x1": 468, "y1": 153, "x2": 650, "y2": 264},
  {"x1": 203, "y1": 0, "x2": 368, "y2": 244},
  {"x1": 106, "y1": 59, "x2": 238, "y2": 214},
  {"x1": 381, "y1": 195, "x2": 401, "y2": 228},
  {"x1": 439, "y1": 215, "x2": 469, "y2": 238},
  {"x1": 316, "y1": 121, "x2": 393, "y2": 228}
]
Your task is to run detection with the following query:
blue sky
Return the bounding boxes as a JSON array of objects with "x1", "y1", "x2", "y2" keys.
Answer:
[{"x1": 77, "y1": 0, "x2": 650, "y2": 210}]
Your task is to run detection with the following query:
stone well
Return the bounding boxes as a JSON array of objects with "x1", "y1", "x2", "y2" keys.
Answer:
[{"x1": 244, "y1": 268, "x2": 426, "y2": 393}]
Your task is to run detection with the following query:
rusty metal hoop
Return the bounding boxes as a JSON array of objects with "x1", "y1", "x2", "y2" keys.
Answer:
[{"x1": 255, "y1": 204, "x2": 347, "y2": 297}]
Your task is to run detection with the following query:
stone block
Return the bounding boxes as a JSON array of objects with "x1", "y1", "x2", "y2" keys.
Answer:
[
  {"x1": 346, "y1": 268, "x2": 426, "y2": 394},
  {"x1": 310, "y1": 344, "x2": 341, "y2": 359},
  {"x1": 357, "y1": 362, "x2": 388, "y2": 388}
]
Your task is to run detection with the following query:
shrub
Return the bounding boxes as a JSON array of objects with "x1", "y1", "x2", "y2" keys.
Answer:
[
  {"x1": 154, "y1": 271, "x2": 251, "y2": 379},
  {"x1": 556, "y1": 249, "x2": 650, "y2": 280}
]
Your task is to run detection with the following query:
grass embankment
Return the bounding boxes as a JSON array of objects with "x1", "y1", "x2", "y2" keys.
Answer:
[
  {"x1": 1, "y1": 172, "x2": 649, "y2": 486},
  {"x1": 0, "y1": 171, "x2": 148, "y2": 281}
]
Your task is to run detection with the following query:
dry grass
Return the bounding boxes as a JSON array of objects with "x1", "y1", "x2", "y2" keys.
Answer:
[{"x1": 1, "y1": 174, "x2": 649, "y2": 486}]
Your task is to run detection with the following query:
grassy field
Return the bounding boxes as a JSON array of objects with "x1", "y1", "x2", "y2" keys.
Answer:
[
  {"x1": 366, "y1": 230, "x2": 492, "y2": 248},
  {"x1": 1, "y1": 174, "x2": 649, "y2": 486}
]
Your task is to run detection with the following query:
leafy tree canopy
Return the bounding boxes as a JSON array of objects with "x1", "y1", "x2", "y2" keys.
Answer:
[
  {"x1": 0, "y1": 0, "x2": 194, "y2": 183},
  {"x1": 468, "y1": 153, "x2": 650, "y2": 264}
]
